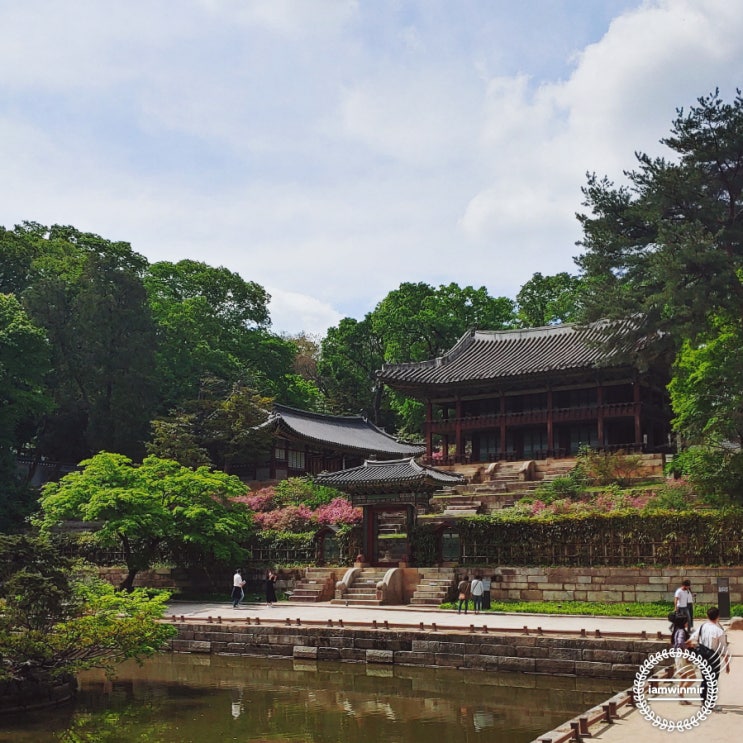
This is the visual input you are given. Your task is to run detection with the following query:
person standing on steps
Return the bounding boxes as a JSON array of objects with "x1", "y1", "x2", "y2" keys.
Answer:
[
  {"x1": 231, "y1": 568, "x2": 246, "y2": 609},
  {"x1": 457, "y1": 575, "x2": 471, "y2": 614},
  {"x1": 471, "y1": 575, "x2": 484, "y2": 614}
]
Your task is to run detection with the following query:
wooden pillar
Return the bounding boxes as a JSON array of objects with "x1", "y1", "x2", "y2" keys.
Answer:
[
  {"x1": 499, "y1": 392, "x2": 506, "y2": 459},
  {"x1": 425, "y1": 400, "x2": 434, "y2": 463},
  {"x1": 546, "y1": 388, "x2": 554, "y2": 456},
  {"x1": 455, "y1": 399, "x2": 463, "y2": 463},
  {"x1": 596, "y1": 383, "x2": 604, "y2": 448},
  {"x1": 633, "y1": 380, "x2": 642, "y2": 447}
]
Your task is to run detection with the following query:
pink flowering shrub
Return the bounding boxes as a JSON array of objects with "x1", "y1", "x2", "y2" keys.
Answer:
[
  {"x1": 254, "y1": 504, "x2": 315, "y2": 532},
  {"x1": 314, "y1": 498, "x2": 362, "y2": 526},
  {"x1": 237, "y1": 487, "x2": 277, "y2": 512}
]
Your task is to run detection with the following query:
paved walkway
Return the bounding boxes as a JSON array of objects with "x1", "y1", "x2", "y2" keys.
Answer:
[{"x1": 166, "y1": 600, "x2": 742, "y2": 741}]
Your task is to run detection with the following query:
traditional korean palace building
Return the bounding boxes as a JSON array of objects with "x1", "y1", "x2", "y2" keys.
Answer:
[
  {"x1": 315, "y1": 458, "x2": 464, "y2": 567},
  {"x1": 377, "y1": 320, "x2": 672, "y2": 465},
  {"x1": 258, "y1": 404, "x2": 424, "y2": 479}
]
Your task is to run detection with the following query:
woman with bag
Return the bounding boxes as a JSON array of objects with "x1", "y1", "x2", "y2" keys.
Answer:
[
  {"x1": 689, "y1": 606, "x2": 730, "y2": 709},
  {"x1": 457, "y1": 575, "x2": 471, "y2": 615}
]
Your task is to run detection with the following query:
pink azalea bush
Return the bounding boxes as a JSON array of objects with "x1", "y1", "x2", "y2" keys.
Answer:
[
  {"x1": 314, "y1": 498, "x2": 362, "y2": 526},
  {"x1": 233, "y1": 479, "x2": 361, "y2": 533},
  {"x1": 254, "y1": 504, "x2": 314, "y2": 532}
]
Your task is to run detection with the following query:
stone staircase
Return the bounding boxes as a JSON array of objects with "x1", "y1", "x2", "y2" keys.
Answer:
[
  {"x1": 289, "y1": 568, "x2": 338, "y2": 602},
  {"x1": 330, "y1": 568, "x2": 389, "y2": 606},
  {"x1": 429, "y1": 454, "x2": 668, "y2": 517},
  {"x1": 430, "y1": 458, "x2": 577, "y2": 516},
  {"x1": 409, "y1": 568, "x2": 456, "y2": 606}
]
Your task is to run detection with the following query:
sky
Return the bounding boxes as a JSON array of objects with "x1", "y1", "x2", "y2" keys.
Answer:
[{"x1": 2, "y1": 0, "x2": 742, "y2": 337}]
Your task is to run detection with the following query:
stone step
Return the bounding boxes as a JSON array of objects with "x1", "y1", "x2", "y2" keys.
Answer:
[{"x1": 330, "y1": 598, "x2": 382, "y2": 606}]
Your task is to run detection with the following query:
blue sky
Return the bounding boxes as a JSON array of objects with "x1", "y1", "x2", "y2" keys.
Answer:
[{"x1": 1, "y1": 1, "x2": 742, "y2": 335}]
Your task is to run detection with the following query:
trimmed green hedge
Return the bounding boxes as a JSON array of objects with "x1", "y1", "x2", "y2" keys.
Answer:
[{"x1": 413, "y1": 509, "x2": 743, "y2": 567}]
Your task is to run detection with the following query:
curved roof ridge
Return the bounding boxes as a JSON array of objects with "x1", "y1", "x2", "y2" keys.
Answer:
[{"x1": 273, "y1": 402, "x2": 370, "y2": 423}]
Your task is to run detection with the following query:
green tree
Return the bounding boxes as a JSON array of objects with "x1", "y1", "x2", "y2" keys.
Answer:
[
  {"x1": 0, "y1": 294, "x2": 51, "y2": 530},
  {"x1": 371, "y1": 282, "x2": 515, "y2": 363},
  {"x1": 318, "y1": 316, "x2": 387, "y2": 422},
  {"x1": 8, "y1": 223, "x2": 158, "y2": 461},
  {"x1": 668, "y1": 316, "x2": 743, "y2": 446},
  {"x1": 37, "y1": 452, "x2": 252, "y2": 591},
  {"x1": 0, "y1": 534, "x2": 175, "y2": 683},
  {"x1": 144, "y1": 259, "x2": 270, "y2": 407},
  {"x1": 515, "y1": 272, "x2": 585, "y2": 327},
  {"x1": 576, "y1": 89, "x2": 743, "y2": 349}
]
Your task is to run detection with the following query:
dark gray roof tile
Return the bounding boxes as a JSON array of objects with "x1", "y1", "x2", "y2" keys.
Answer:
[{"x1": 269, "y1": 404, "x2": 424, "y2": 457}]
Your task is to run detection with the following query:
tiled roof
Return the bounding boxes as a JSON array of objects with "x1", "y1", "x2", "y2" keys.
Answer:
[
  {"x1": 377, "y1": 319, "x2": 638, "y2": 388},
  {"x1": 268, "y1": 404, "x2": 424, "y2": 457},
  {"x1": 314, "y1": 458, "x2": 464, "y2": 489}
]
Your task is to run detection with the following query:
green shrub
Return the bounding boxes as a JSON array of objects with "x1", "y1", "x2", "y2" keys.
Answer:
[{"x1": 273, "y1": 478, "x2": 344, "y2": 510}]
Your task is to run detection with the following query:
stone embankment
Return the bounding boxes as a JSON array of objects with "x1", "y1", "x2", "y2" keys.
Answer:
[{"x1": 168, "y1": 621, "x2": 666, "y2": 680}]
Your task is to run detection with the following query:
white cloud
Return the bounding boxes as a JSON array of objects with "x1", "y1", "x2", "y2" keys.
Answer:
[
  {"x1": 267, "y1": 288, "x2": 343, "y2": 337},
  {"x1": 1, "y1": 0, "x2": 742, "y2": 336}
]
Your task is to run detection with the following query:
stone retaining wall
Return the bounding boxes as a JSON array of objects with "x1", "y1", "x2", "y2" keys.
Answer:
[
  {"x1": 169, "y1": 622, "x2": 666, "y2": 681},
  {"x1": 468, "y1": 566, "x2": 743, "y2": 605}
]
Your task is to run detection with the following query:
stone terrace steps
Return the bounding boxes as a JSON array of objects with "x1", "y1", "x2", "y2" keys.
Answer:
[
  {"x1": 410, "y1": 568, "x2": 456, "y2": 606},
  {"x1": 290, "y1": 568, "x2": 338, "y2": 602},
  {"x1": 330, "y1": 568, "x2": 388, "y2": 607}
]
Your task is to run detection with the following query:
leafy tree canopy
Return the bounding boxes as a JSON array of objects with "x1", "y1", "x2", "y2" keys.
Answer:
[
  {"x1": 0, "y1": 534, "x2": 175, "y2": 683},
  {"x1": 515, "y1": 272, "x2": 585, "y2": 327},
  {"x1": 36, "y1": 452, "x2": 252, "y2": 591},
  {"x1": 576, "y1": 89, "x2": 743, "y2": 350}
]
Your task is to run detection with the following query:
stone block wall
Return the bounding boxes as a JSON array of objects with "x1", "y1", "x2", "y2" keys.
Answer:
[
  {"x1": 168, "y1": 622, "x2": 666, "y2": 681},
  {"x1": 461, "y1": 566, "x2": 743, "y2": 605}
]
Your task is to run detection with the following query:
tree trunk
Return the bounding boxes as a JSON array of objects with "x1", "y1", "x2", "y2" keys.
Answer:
[{"x1": 119, "y1": 567, "x2": 138, "y2": 592}]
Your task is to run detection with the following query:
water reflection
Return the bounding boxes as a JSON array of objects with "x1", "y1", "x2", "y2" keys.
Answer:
[{"x1": 0, "y1": 653, "x2": 623, "y2": 742}]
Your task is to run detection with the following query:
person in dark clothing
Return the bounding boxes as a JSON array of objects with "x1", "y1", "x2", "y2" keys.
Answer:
[
  {"x1": 266, "y1": 570, "x2": 278, "y2": 605},
  {"x1": 457, "y1": 575, "x2": 471, "y2": 614}
]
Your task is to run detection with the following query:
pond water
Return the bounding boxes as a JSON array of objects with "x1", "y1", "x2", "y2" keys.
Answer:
[{"x1": 0, "y1": 653, "x2": 622, "y2": 742}]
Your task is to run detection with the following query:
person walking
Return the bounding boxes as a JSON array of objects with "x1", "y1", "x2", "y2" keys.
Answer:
[
  {"x1": 471, "y1": 575, "x2": 485, "y2": 614},
  {"x1": 671, "y1": 614, "x2": 694, "y2": 705},
  {"x1": 457, "y1": 575, "x2": 471, "y2": 615},
  {"x1": 266, "y1": 570, "x2": 278, "y2": 606},
  {"x1": 674, "y1": 578, "x2": 694, "y2": 630},
  {"x1": 231, "y1": 569, "x2": 245, "y2": 608},
  {"x1": 689, "y1": 606, "x2": 730, "y2": 710}
]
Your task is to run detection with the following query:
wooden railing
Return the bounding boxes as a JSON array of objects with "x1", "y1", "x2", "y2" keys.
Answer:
[{"x1": 534, "y1": 664, "x2": 674, "y2": 742}]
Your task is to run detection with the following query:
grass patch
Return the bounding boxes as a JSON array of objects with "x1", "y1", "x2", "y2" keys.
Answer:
[{"x1": 439, "y1": 599, "x2": 711, "y2": 618}]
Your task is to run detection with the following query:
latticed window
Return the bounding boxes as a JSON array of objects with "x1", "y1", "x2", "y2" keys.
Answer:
[{"x1": 288, "y1": 448, "x2": 305, "y2": 470}]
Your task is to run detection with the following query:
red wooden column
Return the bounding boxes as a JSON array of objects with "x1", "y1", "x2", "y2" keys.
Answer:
[
  {"x1": 455, "y1": 399, "x2": 463, "y2": 463},
  {"x1": 546, "y1": 388, "x2": 554, "y2": 455},
  {"x1": 633, "y1": 380, "x2": 642, "y2": 447},
  {"x1": 425, "y1": 400, "x2": 434, "y2": 463},
  {"x1": 499, "y1": 392, "x2": 506, "y2": 459},
  {"x1": 596, "y1": 384, "x2": 605, "y2": 447}
]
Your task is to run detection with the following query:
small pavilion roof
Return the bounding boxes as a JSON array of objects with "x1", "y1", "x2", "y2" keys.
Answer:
[
  {"x1": 263, "y1": 404, "x2": 424, "y2": 458},
  {"x1": 377, "y1": 319, "x2": 640, "y2": 392},
  {"x1": 314, "y1": 457, "x2": 464, "y2": 491}
]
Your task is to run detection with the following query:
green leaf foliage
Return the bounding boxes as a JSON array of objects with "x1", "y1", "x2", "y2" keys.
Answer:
[
  {"x1": 413, "y1": 509, "x2": 743, "y2": 567},
  {"x1": 0, "y1": 534, "x2": 175, "y2": 682},
  {"x1": 36, "y1": 452, "x2": 253, "y2": 590}
]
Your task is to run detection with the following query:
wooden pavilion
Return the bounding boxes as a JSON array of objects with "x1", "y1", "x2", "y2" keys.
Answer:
[
  {"x1": 377, "y1": 320, "x2": 672, "y2": 464},
  {"x1": 255, "y1": 404, "x2": 424, "y2": 480},
  {"x1": 315, "y1": 458, "x2": 464, "y2": 567}
]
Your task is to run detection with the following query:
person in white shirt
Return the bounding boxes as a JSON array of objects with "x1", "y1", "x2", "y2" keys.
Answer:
[
  {"x1": 470, "y1": 575, "x2": 485, "y2": 614},
  {"x1": 674, "y1": 578, "x2": 694, "y2": 629},
  {"x1": 689, "y1": 606, "x2": 730, "y2": 709},
  {"x1": 231, "y1": 569, "x2": 246, "y2": 608}
]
